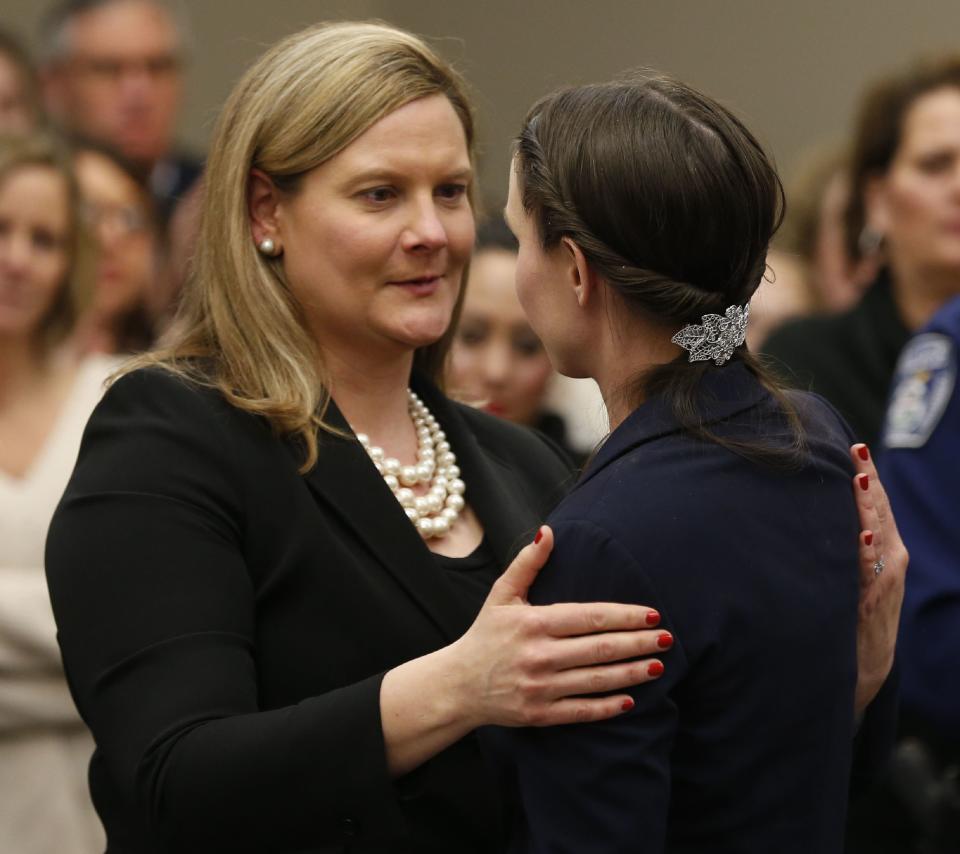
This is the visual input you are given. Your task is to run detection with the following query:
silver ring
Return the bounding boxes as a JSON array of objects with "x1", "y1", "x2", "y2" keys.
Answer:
[{"x1": 873, "y1": 556, "x2": 885, "y2": 577}]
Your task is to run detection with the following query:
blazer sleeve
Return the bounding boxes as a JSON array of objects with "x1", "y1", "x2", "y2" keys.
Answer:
[
  {"x1": 850, "y1": 663, "x2": 900, "y2": 798},
  {"x1": 505, "y1": 520, "x2": 687, "y2": 854},
  {"x1": 45, "y1": 369, "x2": 407, "y2": 851}
]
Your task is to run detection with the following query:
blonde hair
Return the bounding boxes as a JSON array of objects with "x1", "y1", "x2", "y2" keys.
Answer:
[
  {"x1": 125, "y1": 21, "x2": 477, "y2": 471},
  {"x1": 0, "y1": 131, "x2": 94, "y2": 353}
]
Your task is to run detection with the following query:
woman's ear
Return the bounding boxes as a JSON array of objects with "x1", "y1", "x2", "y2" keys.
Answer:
[
  {"x1": 248, "y1": 168, "x2": 281, "y2": 249},
  {"x1": 561, "y1": 236, "x2": 597, "y2": 309}
]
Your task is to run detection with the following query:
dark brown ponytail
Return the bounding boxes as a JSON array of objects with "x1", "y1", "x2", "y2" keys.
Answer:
[{"x1": 514, "y1": 72, "x2": 805, "y2": 467}]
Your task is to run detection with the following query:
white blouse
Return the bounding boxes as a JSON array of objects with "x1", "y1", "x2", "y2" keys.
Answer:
[{"x1": 0, "y1": 354, "x2": 118, "y2": 854}]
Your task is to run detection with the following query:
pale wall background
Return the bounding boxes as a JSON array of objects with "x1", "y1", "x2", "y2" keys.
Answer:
[{"x1": 4, "y1": 0, "x2": 960, "y2": 210}]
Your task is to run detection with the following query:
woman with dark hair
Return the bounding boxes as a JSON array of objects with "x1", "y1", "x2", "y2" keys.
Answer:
[
  {"x1": 765, "y1": 55, "x2": 960, "y2": 445},
  {"x1": 449, "y1": 216, "x2": 585, "y2": 462},
  {"x1": 492, "y1": 73, "x2": 895, "y2": 853}
]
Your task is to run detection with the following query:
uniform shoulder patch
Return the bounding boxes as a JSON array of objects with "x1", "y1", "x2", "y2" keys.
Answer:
[{"x1": 883, "y1": 333, "x2": 956, "y2": 449}]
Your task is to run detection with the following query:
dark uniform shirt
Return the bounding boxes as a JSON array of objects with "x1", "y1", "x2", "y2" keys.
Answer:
[
  {"x1": 880, "y1": 295, "x2": 960, "y2": 752},
  {"x1": 762, "y1": 270, "x2": 911, "y2": 446},
  {"x1": 149, "y1": 152, "x2": 203, "y2": 225}
]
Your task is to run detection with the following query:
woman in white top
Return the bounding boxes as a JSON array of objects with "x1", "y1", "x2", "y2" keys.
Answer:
[{"x1": 0, "y1": 132, "x2": 111, "y2": 854}]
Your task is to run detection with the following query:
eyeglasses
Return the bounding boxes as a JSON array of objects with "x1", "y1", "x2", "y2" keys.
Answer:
[
  {"x1": 71, "y1": 53, "x2": 181, "y2": 85},
  {"x1": 82, "y1": 202, "x2": 150, "y2": 238}
]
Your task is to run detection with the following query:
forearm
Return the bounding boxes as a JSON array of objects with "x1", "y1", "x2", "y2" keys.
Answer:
[{"x1": 379, "y1": 640, "x2": 477, "y2": 776}]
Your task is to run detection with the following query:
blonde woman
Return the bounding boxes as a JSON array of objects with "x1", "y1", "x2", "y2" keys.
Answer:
[
  {"x1": 0, "y1": 132, "x2": 108, "y2": 854},
  {"x1": 46, "y1": 22, "x2": 902, "y2": 853},
  {"x1": 44, "y1": 24, "x2": 671, "y2": 853}
]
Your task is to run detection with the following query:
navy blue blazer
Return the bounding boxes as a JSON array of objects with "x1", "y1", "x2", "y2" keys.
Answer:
[{"x1": 495, "y1": 363, "x2": 861, "y2": 854}]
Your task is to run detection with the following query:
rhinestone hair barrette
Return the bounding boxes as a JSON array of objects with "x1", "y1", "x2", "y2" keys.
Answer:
[{"x1": 671, "y1": 304, "x2": 750, "y2": 367}]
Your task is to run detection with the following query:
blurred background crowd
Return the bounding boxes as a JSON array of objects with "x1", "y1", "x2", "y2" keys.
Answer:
[{"x1": 1, "y1": 1, "x2": 959, "y2": 852}]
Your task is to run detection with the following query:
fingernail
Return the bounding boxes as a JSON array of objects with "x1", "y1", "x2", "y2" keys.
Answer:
[
  {"x1": 621, "y1": 698, "x2": 635, "y2": 712},
  {"x1": 858, "y1": 445, "x2": 870, "y2": 462},
  {"x1": 865, "y1": 532, "x2": 873, "y2": 546},
  {"x1": 534, "y1": 529, "x2": 543, "y2": 545},
  {"x1": 858, "y1": 474, "x2": 869, "y2": 491},
  {"x1": 648, "y1": 661, "x2": 664, "y2": 677},
  {"x1": 645, "y1": 610, "x2": 661, "y2": 626},
  {"x1": 657, "y1": 632, "x2": 673, "y2": 649}
]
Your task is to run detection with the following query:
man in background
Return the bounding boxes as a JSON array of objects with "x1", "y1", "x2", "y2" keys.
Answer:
[
  {"x1": 39, "y1": 0, "x2": 200, "y2": 221},
  {"x1": 877, "y1": 295, "x2": 960, "y2": 852}
]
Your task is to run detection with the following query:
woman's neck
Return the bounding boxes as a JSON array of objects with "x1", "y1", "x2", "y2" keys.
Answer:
[
  {"x1": 0, "y1": 335, "x2": 49, "y2": 405},
  {"x1": 73, "y1": 311, "x2": 120, "y2": 356},
  {"x1": 889, "y1": 256, "x2": 960, "y2": 331},
  {"x1": 592, "y1": 321, "x2": 682, "y2": 433},
  {"x1": 597, "y1": 367, "x2": 641, "y2": 434},
  {"x1": 323, "y1": 346, "x2": 420, "y2": 460}
]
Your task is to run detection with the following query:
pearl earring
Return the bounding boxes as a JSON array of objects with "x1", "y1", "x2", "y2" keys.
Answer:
[{"x1": 258, "y1": 237, "x2": 277, "y2": 256}]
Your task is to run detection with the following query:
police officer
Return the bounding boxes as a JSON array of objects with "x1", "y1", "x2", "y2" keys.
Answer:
[{"x1": 880, "y1": 294, "x2": 960, "y2": 849}]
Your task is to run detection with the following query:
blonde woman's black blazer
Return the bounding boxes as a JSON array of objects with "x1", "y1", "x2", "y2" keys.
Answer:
[{"x1": 45, "y1": 368, "x2": 573, "y2": 854}]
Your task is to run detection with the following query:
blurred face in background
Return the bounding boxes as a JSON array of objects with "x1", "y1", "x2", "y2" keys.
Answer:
[
  {"x1": 815, "y1": 170, "x2": 878, "y2": 311},
  {"x1": 46, "y1": 0, "x2": 182, "y2": 169},
  {"x1": 449, "y1": 245, "x2": 554, "y2": 426},
  {"x1": 0, "y1": 164, "x2": 70, "y2": 340},
  {"x1": 0, "y1": 53, "x2": 36, "y2": 134},
  {"x1": 866, "y1": 86, "x2": 960, "y2": 278},
  {"x1": 74, "y1": 148, "x2": 155, "y2": 318}
]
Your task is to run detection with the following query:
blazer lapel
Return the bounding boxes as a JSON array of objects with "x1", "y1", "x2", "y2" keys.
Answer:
[
  {"x1": 413, "y1": 377, "x2": 541, "y2": 568},
  {"x1": 298, "y1": 376, "x2": 537, "y2": 644},
  {"x1": 299, "y1": 399, "x2": 470, "y2": 644}
]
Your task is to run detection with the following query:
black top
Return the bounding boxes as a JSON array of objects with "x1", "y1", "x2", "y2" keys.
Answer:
[
  {"x1": 45, "y1": 368, "x2": 572, "y2": 854},
  {"x1": 432, "y1": 537, "x2": 500, "y2": 607},
  {"x1": 762, "y1": 270, "x2": 911, "y2": 446},
  {"x1": 492, "y1": 363, "x2": 864, "y2": 853}
]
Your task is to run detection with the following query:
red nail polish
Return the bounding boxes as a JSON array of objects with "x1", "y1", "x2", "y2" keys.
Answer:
[
  {"x1": 646, "y1": 610, "x2": 660, "y2": 626},
  {"x1": 657, "y1": 632, "x2": 673, "y2": 649},
  {"x1": 648, "y1": 661, "x2": 664, "y2": 677},
  {"x1": 858, "y1": 474, "x2": 869, "y2": 491},
  {"x1": 858, "y1": 445, "x2": 870, "y2": 462},
  {"x1": 621, "y1": 698, "x2": 635, "y2": 712},
  {"x1": 534, "y1": 529, "x2": 543, "y2": 545},
  {"x1": 864, "y1": 532, "x2": 873, "y2": 546}
]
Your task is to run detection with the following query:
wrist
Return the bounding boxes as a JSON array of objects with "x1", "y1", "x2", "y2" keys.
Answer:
[
  {"x1": 854, "y1": 661, "x2": 891, "y2": 715},
  {"x1": 381, "y1": 641, "x2": 478, "y2": 740},
  {"x1": 433, "y1": 638, "x2": 483, "y2": 734}
]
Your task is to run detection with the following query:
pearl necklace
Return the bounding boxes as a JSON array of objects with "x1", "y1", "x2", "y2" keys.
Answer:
[{"x1": 356, "y1": 390, "x2": 466, "y2": 540}]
